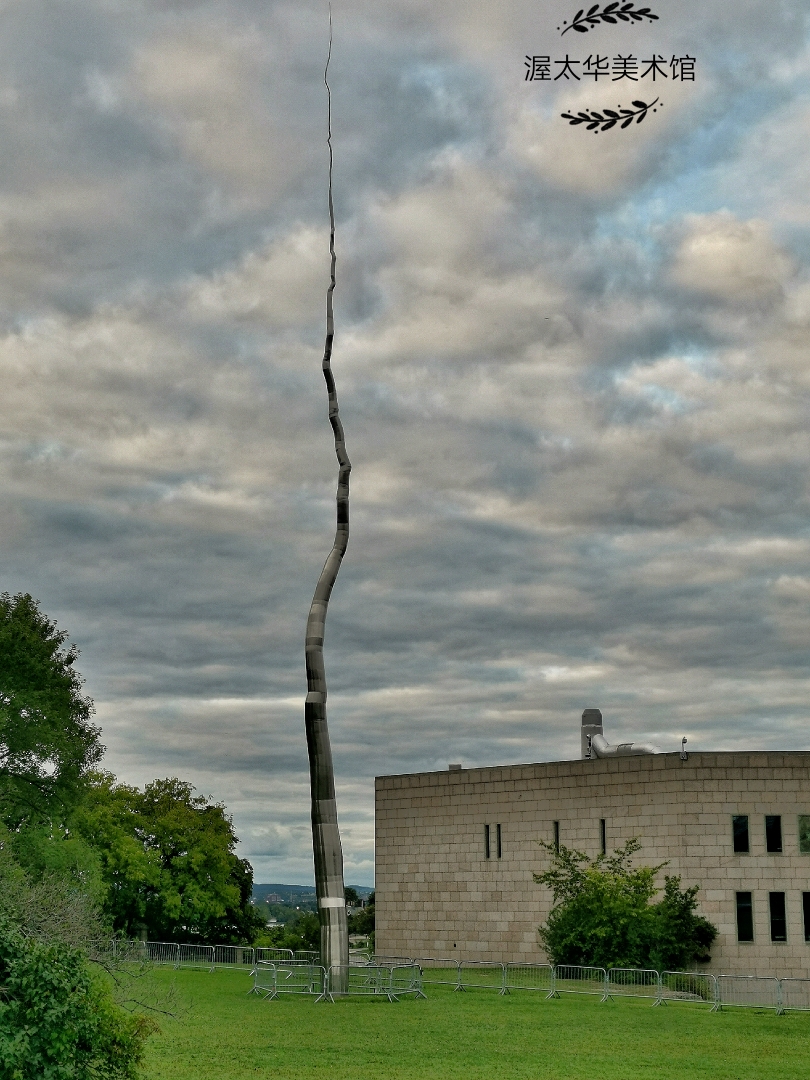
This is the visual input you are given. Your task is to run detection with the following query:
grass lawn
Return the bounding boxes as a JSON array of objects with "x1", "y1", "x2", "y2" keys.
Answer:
[{"x1": 141, "y1": 968, "x2": 810, "y2": 1080}]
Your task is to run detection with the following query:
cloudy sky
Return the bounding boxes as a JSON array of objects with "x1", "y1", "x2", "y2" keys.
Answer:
[{"x1": 1, "y1": 0, "x2": 809, "y2": 886}]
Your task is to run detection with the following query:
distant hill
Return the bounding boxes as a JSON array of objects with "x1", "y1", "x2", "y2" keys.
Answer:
[{"x1": 252, "y1": 883, "x2": 373, "y2": 905}]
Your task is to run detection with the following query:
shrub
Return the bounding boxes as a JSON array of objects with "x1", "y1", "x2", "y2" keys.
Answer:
[
  {"x1": 0, "y1": 919, "x2": 154, "y2": 1080},
  {"x1": 535, "y1": 839, "x2": 717, "y2": 971}
]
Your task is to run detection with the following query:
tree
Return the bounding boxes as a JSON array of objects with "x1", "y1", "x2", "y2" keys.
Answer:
[
  {"x1": 534, "y1": 839, "x2": 716, "y2": 970},
  {"x1": 0, "y1": 917, "x2": 154, "y2": 1080},
  {"x1": 303, "y1": 17, "x2": 349, "y2": 986},
  {"x1": 262, "y1": 911, "x2": 321, "y2": 954},
  {"x1": 73, "y1": 774, "x2": 266, "y2": 944},
  {"x1": 348, "y1": 891, "x2": 374, "y2": 937},
  {"x1": 0, "y1": 594, "x2": 103, "y2": 827}
]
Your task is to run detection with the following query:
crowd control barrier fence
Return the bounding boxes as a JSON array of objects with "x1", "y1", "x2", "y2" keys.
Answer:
[
  {"x1": 779, "y1": 979, "x2": 810, "y2": 1012},
  {"x1": 87, "y1": 941, "x2": 810, "y2": 1013},
  {"x1": 503, "y1": 963, "x2": 554, "y2": 994},
  {"x1": 250, "y1": 961, "x2": 328, "y2": 1000},
  {"x1": 659, "y1": 971, "x2": 718, "y2": 1008},
  {"x1": 457, "y1": 961, "x2": 507, "y2": 994},
  {"x1": 552, "y1": 965, "x2": 610, "y2": 1001},
  {"x1": 607, "y1": 968, "x2": 660, "y2": 1003},
  {"x1": 255, "y1": 948, "x2": 294, "y2": 964},
  {"x1": 412, "y1": 958, "x2": 462, "y2": 989},
  {"x1": 717, "y1": 975, "x2": 782, "y2": 1013},
  {"x1": 323, "y1": 963, "x2": 424, "y2": 1002},
  {"x1": 251, "y1": 961, "x2": 423, "y2": 1002}
]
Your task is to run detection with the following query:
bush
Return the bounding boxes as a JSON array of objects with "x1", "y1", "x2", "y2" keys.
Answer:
[
  {"x1": 0, "y1": 919, "x2": 154, "y2": 1080},
  {"x1": 534, "y1": 839, "x2": 717, "y2": 971}
]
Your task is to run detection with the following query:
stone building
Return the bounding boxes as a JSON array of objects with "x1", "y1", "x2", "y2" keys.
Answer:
[{"x1": 375, "y1": 711, "x2": 810, "y2": 977}]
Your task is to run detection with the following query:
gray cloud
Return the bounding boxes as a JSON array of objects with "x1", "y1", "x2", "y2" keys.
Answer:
[{"x1": 0, "y1": 1, "x2": 808, "y2": 884}]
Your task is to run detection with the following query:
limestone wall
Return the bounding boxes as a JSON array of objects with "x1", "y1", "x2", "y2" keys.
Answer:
[{"x1": 375, "y1": 751, "x2": 810, "y2": 977}]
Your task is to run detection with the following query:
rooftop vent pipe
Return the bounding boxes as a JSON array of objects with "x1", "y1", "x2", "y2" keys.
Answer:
[{"x1": 581, "y1": 708, "x2": 657, "y2": 759}]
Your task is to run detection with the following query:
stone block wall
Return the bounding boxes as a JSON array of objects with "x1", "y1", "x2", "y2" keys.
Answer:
[{"x1": 375, "y1": 751, "x2": 810, "y2": 977}]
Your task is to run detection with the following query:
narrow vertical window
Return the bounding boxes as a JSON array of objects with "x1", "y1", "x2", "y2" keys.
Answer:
[
  {"x1": 799, "y1": 816, "x2": 810, "y2": 854},
  {"x1": 553, "y1": 821, "x2": 560, "y2": 853},
  {"x1": 600, "y1": 819, "x2": 606, "y2": 856},
  {"x1": 496, "y1": 823, "x2": 502, "y2": 859},
  {"x1": 736, "y1": 892, "x2": 754, "y2": 942},
  {"x1": 732, "y1": 815, "x2": 749, "y2": 853},
  {"x1": 484, "y1": 824, "x2": 490, "y2": 859},
  {"x1": 765, "y1": 815, "x2": 783, "y2": 853},
  {"x1": 803, "y1": 893, "x2": 810, "y2": 942},
  {"x1": 769, "y1": 892, "x2": 787, "y2": 942}
]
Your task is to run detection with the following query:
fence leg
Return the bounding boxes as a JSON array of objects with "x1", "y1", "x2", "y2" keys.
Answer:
[
  {"x1": 711, "y1": 977, "x2": 720, "y2": 1013},
  {"x1": 777, "y1": 980, "x2": 785, "y2": 1016},
  {"x1": 601, "y1": 971, "x2": 611, "y2": 1003},
  {"x1": 315, "y1": 968, "x2": 334, "y2": 1004},
  {"x1": 546, "y1": 966, "x2": 559, "y2": 1000},
  {"x1": 499, "y1": 965, "x2": 509, "y2": 996},
  {"x1": 652, "y1": 971, "x2": 663, "y2": 1007}
]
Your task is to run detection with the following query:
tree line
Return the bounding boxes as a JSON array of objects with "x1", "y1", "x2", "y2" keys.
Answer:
[{"x1": 0, "y1": 592, "x2": 265, "y2": 1077}]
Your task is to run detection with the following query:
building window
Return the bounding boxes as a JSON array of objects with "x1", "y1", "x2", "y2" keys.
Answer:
[
  {"x1": 600, "y1": 819, "x2": 606, "y2": 856},
  {"x1": 736, "y1": 892, "x2": 754, "y2": 942},
  {"x1": 496, "y1": 823, "x2": 502, "y2": 859},
  {"x1": 732, "y1": 815, "x2": 749, "y2": 853},
  {"x1": 803, "y1": 894, "x2": 810, "y2": 942},
  {"x1": 769, "y1": 892, "x2": 787, "y2": 942},
  {"x1": 765, "y1": 815, "x2": 783, "y2": 853},
  {"x1": 484, "y1": 824, "x2": 490, "y2": 860},
  {"x1": 553, "y1": 821, "x2": 560, "y2": 853},
  {"x1": 799, "y1": 816, "x2": 810, "y2": 854}
]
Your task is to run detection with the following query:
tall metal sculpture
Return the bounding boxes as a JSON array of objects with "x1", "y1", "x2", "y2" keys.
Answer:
[{"x1": 304, "y1": 13, "x2": 350, "y2": 989}]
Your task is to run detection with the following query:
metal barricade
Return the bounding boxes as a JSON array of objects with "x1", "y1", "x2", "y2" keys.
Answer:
[
  {"x1": 255, "y1": 948, "x2": 294, "y2": 964},
  {"x1": 349, "y1": 949, "x2": 372, "y2": 964},
  {"x1": 146, "y1": 942, "x2": 181, "y2": 968},
  {"x1": 503, "y1": 963, "x2": 554, "y2": 995},
  {"x1": 607, "y1": 968, "x2": 660, "y2": 1003},
  {"x1": 178, "y1": 944, "x2": 215, "y2": 971},
  {"x1": 324, "y1": 963, "x2": 423, "y2": 1002},
  {"x1": 250, "y1": 960, "x2": 277, "y2": 998},
  {"x1": 552, "y1": 965, "x2": 609, "y2": 1001},
  {"x1": 659, "y1": 971, "x2": 718, "y2": 1008},
  {"x1": 717, "y1": 975, "x2": 782, "y2": 1013},
  {"x1": 457, "y1": 961, "x2": 507, "y2": 994},
  {"x1": 390, "y1": 964, "x2": 426, "y2": 1000},
  {"x1": 213, "y1": 945, "x2": 255, "y2": 969},
  {"x1": 250, "y1": 961, "x2": 328, "y2": 1000},
  {"x1": 86, "y1": 939, "x2": 118, "y2": 964},
  {"x1": 371, "y1": 954, "x2": 412, "y2": 966},
  {"x1": 412, "y1": 957, "x2": 461, "y2": 988},
  {"x1": 115, "y1": 940, "x2": 149, "y2": 963},
  {"x1": 779, "y1": 978, "x2": 810, "y2": 1012},
  {"x1": 293, "y1": 950, "x2": 319, "y2": 963}
]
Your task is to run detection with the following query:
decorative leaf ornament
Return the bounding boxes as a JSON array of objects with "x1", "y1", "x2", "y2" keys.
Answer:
[
  {"x1": 559, "y1": 3, "x2": 659, "y2": 35},
  {"x1": 561, "y1": 97, "x2": 660, "y2": 130}
]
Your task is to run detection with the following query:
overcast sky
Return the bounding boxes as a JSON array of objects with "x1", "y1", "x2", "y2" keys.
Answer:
[{"x1": 1, "y1": 0, "x2": 809, "y2": 886}]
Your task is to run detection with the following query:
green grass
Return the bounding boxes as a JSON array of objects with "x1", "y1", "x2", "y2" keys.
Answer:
[{"x1": 141, "y1": 968, "x2": 810, "y2": 1080}]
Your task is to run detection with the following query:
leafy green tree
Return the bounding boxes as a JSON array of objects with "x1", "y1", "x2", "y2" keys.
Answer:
[
  {"x1": 0, "y1": 917, "x2": 154, "y2": 1080},
  {"x1": 0, "y1": 594, "x2": 103, "y2": 828},
  {"x1": 648, "y1": 874, "x2": 717, "y2": 971},
  {"x1": 73, "y1": 774, "x2": 266, "y2": 944},
  {"x1": 0, "y1": 822, "x2": 105, "y2": 951},
  {"x1": 262, "y1": 910, "x2": 321, "y2": 953},
  {"x1": 534, "y1": 839, "x2": 716, "y2": 970},
  {"x1": 348, "y1": 891, "x2": 374, "y2": 937}
]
